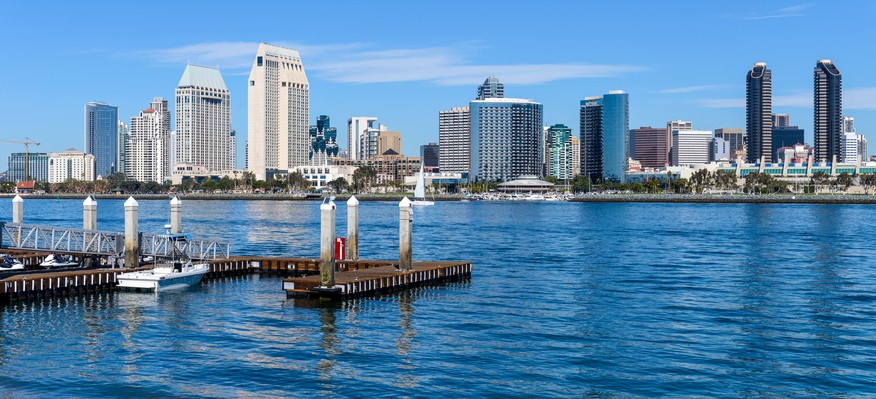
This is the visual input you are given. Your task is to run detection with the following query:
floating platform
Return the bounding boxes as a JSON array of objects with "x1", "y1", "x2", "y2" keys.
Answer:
[
  {"x1": 0, "y1": 250, "x2": 472, "y2": 303},
  {"x1": 282, "y1": 261, "x2": 473, "y2": 299}
]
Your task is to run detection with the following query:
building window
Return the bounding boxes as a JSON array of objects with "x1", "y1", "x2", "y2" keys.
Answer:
[{"x1": 257, "y1": 56, "x2": 263, "y2": 67}]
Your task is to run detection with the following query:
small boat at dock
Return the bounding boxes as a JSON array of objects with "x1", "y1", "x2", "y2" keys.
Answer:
[
  {"x1": 40, "y1": 254, "x2": 79, "y2": 268},
  {"x1": 0, "y1": 254, "x2": 24, "y2": 271},
  {"x1": 117, "y1": 226, "x2": 209, "y2": 292}
]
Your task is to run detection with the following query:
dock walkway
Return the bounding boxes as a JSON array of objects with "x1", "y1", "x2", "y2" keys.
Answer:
[{"x1": 283, "y1": 261, "x2": 472, "y2": 299}]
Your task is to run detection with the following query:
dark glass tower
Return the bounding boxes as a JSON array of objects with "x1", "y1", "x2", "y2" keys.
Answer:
[
  {"x1": 580, "y1": 98, "x2": 604, "y2": 183},
  {"x1": 84, "y1": 102, "x2": 119, "y2": 178},
  {"x1": 814, "y1": 59, "x2": 842, "y2": 163},
  {"x1": 746, "y1": 63, "x2": 772, "y2": 163},
  {"x1": 308, "y1": 115, "x2": 339, "y2": 165}
]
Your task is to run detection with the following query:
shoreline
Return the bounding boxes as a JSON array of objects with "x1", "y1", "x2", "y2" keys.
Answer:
[{"x1": 3, "y1": 193, "x2": 876, "y2": 204}]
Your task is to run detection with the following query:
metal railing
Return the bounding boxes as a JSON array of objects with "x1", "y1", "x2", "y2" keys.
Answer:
[
  {"x1": 141, "y1": 233, "x2": 230, "y2": 260},
  {"x1": 1, "y1": 223, "x2": 230, "y2": 260},
  {"x1": 1, "y1": 223, "x2": 122, "y2": 256}
]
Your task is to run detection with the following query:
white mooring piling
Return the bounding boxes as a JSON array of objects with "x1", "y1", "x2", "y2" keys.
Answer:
[
  {"x1": 83, "y1": 195, "x2": 97, "y2": 230},
  {"x1": 399, "y1": 197, "x2": 412, "y2": 271},
  {"x1": 124, "y1": 197, "x2": 139, "y2": 269},
  {"x1": 347, "y1": 196, "x2": 359, "y2": 261},
  {"x1": 170, "y1": 196, "x2": 182, "y2": 234},
  {"x1": 12, "y1": 195, "x2": 23, "y2": 224},
  {"x1": 320, "y1": 198, "x2": 337, "y2": 287}
]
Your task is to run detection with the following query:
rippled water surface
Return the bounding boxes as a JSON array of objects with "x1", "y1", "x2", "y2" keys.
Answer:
[{"x1": 1, "y1": 198, "x2": 875, "y2": 398}]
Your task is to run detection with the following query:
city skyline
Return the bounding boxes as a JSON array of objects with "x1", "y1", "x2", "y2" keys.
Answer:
[{"x1": 2, "y1": 2, "x2": 876, "y2": 171}]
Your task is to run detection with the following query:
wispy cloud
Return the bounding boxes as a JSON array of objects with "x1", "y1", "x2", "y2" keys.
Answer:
[
  {"x1": 659, "y1": 85, "x2": 729, "y2": 94},
  {"x1": 730, "y1": 4, "x2": 811, "y2": 20},
  {"x1": 700, "y1": 87, "x2": 876, "y2": 109},
  {"x1": 124, "y1": 41, "x2": 364, "y2": 70},
  {"x1": 845, "y1": 88, "x2": 876, "y2": 110},
  {"x1": 700, "y1": 98, "x2": 744, "y2": 108},
  {"x1": 125, "y1": 41, "x2": 644, "y2": 85}
]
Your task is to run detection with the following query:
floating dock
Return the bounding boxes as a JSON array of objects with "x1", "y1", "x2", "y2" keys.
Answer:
[
  {"x1": 0, "y1": 252, "x2": 471, "y2": 302},
  {"x1": 282, "y1": 261, "x2": 473, "y2": 299}
]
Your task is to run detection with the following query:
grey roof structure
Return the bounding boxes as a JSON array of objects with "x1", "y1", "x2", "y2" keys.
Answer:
[{"x1": 178, "y1": 64, "x2": 227, "y2": 90}]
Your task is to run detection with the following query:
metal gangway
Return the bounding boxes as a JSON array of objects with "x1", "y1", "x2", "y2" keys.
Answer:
[{"x1": 0, "y1": 223, "x2": 230, "y2": 260}]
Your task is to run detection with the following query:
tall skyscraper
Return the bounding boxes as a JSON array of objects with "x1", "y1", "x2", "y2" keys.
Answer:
[
  {"x1": 671, "y1": 130, "x2": 712, "y2": 167},
  {"x1": 438, "y1": 106, "x2": 471, "y2": 176},
  {"x1": 360, "y1": 123, "x2": 386, "y2": 159},
  {"x1": 580, "y1": 91, "x2": 628, "y2": 182},
  {"x1": 714, "y1": 128, "x2": 745, "y2": 160},
  {"x1": 580, "y1": 98, "x2": 603, "y2": 182},
  {"x1": 176, "y1": 64, "x2": 233, "y2": 172},
  {"x1": 666, "y1": 120, "x2": 692, "y2": 165},
  {"x1": 476, "y1": 77, "x2": 504, "y2": 100},
  {"x1": 814, "y1": 59, "x2": 842, "y2": 163},
  {"x1": 347, "y1": 117, "x2": 377, "y2": 160},
  {"x1": 772, "y1": 114, "x2": 790, "y2": 127},
  {"x1": 842, "y1": 132, "x2": 859, "y2": 164},
  {"x1": 470, "y1": 98, "x2": 543, "y2": 181},
  {"x1": 308, "y1": 115, "x2": 338, "y2": 165},
  {"x1": 229, "y1": 129, "x2": 237, "y2": 168},
  {"x1": 570, "y1": 136, "x2": 581, "y2": 176},
  {"x1": 247, "y1": 43, "x2": 309, "y2": 180},
  {"x1": 126, "y1": 98, "x2": 171, "y2": 183},
  {"x1": 546, "y1": 124, "x2": 573, "y2": 180},
  {"x1": 420, "y1": 143, "x2": 439, "y2": 168},
  {"x1": 631, "y1": 126, "x2": 669, "y2": 169},
  {"x1": 746, "y1": 62, "x2": 773, "y2": 163},
  {"x1": 84, "y1": 102, "x2": 119, "y2": 178},
  {"x1": 117, "y1": 120, "x2": 128, "y2": 175}
]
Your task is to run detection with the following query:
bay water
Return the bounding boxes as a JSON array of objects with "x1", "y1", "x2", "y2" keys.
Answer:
[{"x1": 0, "y1": 198, "x2": 874, "y2": 398}]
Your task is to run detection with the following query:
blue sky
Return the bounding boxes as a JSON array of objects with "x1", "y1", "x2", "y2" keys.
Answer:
[{"x1": 2, "y1": 1, "x2": 875, "y2": 170}]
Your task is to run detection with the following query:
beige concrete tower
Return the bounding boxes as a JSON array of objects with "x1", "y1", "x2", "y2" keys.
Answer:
[
  {"x1": 175, "y1": 64, "x2": 233, "y2": 173},
  {"x1": 247, "y1": 43, "x2": 310, "y2": 180}
]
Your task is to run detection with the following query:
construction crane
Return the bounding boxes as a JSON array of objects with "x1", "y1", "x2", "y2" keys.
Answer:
[{"x1": 0, "y1": 138, "x2": 41, "y2": 181}]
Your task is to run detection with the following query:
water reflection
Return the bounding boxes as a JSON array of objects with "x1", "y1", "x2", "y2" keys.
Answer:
[{"x1": 394, "y1": 290, "x2": 419, "y2": 389}]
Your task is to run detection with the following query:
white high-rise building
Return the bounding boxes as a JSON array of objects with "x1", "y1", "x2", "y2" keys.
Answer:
[
  {"x1": 671, "y1": 129, "x2": 712, "y2": 167},
  {"x1": 360, "y1": 123, "x2": 386, "y2": 160},
  {"x1": 843, "y1": 132, "x2": 859, "y2": 164},
  {"x1": 247, "y1": 43, "x2": 310, "y2": 180},
  {"x1": 438, "y1": 106, "x2": 471, "y2": 175},
  {"x1": 48, "y1": 149, "x2": 95, "y2": 183},
  {"x1": 571, "y1": 136, "x2": 581, "y2": 176},
  {"x1": 126, "y1": 98, "x2": 171, "y2": 183},
  {"x1": 175, "y1": 64, "x2": 233, "y2": 173},
  {"x1": 347, "y1": 117, "x2": 377, "y2": 160},
  {"x1": 117, "y1": 120, "x2": 128, "y2": 176},
  {"x1": 229, "y1": 129, "x2": 237, "y2": 168}
]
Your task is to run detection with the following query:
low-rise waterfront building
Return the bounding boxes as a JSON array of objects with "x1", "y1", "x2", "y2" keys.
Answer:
[
  {"x1": 331, "y1": 152, "x2": 422, "y2": 183},
  {"x1": 48, "y1": 149, "x2": 96, "y2": 183}
]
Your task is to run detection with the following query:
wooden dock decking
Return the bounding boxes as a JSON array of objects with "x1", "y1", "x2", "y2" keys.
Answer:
[
  {"x1": 283, "y1": 261, "x2": 473, "y2": 299},
  {"x1": 0, "y1": 251, "x2": 472, "y2": 302}
]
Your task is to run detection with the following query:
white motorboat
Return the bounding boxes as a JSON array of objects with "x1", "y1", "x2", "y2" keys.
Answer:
[
  {"x1": 522, "y1": 192, "x2": 546, "y2": 201},
  {"x1": 40, "y1": 254, "x2": 79, "y2": 268},
  {"x1": 0, "y1": 254, "x2": 25, "y2": 271},
  {"x1": 117, "y1": 228, "x2": 209, "y2": 292},
  {"x1": 117, "y1": 260, "x2": 209, "y2": 292},
  {"x1": 412, "y1": 165, "x2": 435, "y2": 206}
]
